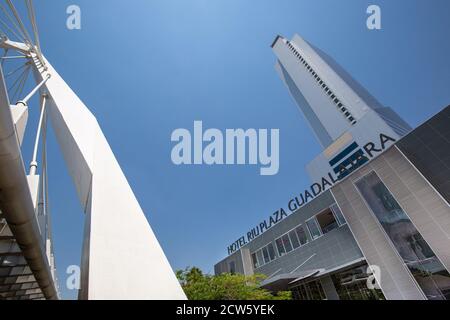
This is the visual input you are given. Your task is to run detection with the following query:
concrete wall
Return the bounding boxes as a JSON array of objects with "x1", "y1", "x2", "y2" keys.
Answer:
[
  {"x1": 215, "y1": 191, "x2": 363, "y2": 278},
  {"x1": 214, "y1": 250, "x2": 245, "y2": 275}
]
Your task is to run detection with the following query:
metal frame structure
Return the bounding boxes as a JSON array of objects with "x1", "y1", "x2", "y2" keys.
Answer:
[{"x1": 0, "y1": 1, "x2": 186, "y2": 300}]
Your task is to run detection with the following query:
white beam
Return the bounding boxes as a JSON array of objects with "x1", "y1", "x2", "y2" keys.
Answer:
[{"x1": 31, "y1": 54, "x2": 186, "y2": 300}]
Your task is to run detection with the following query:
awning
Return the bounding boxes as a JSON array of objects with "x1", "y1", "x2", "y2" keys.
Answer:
[
  {"x1": 314, "y1": 258, "x2": 365, "y2": 277},
  {"x1": 260, "y1": 270, "x2": 320, "y2": 292}
]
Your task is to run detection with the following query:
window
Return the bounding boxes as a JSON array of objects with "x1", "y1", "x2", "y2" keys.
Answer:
[
  {"x1": 295, "y1": 225, "x2": 308, "y2": 245},
  {"x1": 275, "y1": 237, "x2": 285, "y2": 256},
  {"x1": 338, "y1": 103, "x2": 343, "y2": 108},
  {"x1": 267, "y1": 243, "x2": 276, "y2": 261},
  {"x1": 252, "y1": 243, "x2": 277, "y2": 269},
  {"x1": 356, "y1": 172, "x2": 450, "y2": 300},
  {"x1": 331, "y1": 204, "x2": 346, "y2": 226},
  {"x1": 316, "y1": 209, "x2": 339, "y2": 234},
  {"x1": 282, "y1": 234, "x2": 293, "y2": 252},
  {"x1": 256, "y1": 250, "x2": 264, "y2": 267},
  {"x1": 262, "y1": 246, "x2": 270, "y2": 264},
  {"x1": 275, "y1": 225, "x2": 309, "y2": 257},
  {"x1": 289, "y1": 230, "x2": 300, "y2": 249},
  {"x1": 290, "y1": 280, "x2": 327, "y2": 300},
  {"x1": 251, "y1": 252, "x2": 258, "y2": 269},
  {"x1": 306, "y1": 218, "x2": 322, "y2": 240}
]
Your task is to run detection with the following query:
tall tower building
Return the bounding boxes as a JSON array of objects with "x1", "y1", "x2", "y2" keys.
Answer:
[
  {"x1": 272, "y1": 34, "x2": 410, "y2": 148},
  {"x1": 272, "y1": 34, "x2": 411, "y2": 183},
  {"x1": 214, "y1": 33, "x2": 450, "y2": 302}
]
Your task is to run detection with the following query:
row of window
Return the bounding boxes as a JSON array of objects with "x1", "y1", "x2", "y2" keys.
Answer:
[
  {"x1": 275, "y1": 224, "x2": 308, "y2": 257},
  {"x1": 251, "y1": 205, "x2": 347, "y2": 269},
  {"x1": 285, "y1": 40, "x2": 357, "y2": 125},
  {"x1": 251, "y1": 243, "x2": 276, "y2": 269},
  {"x1": 276, "y1": 205, "x2": 347, "y2": 257}
]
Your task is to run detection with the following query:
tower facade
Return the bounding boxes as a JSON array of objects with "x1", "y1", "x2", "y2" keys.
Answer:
[
  {"x1": 272, "y1": 34, "x2": 411, "y2": 184},
  {"x1": 272, "y1": 34, "x2": 410, "y2": 148}
]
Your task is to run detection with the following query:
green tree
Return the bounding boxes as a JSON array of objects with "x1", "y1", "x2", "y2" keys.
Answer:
[{"x1": 176, "y1": 267, "x2": 292, "y2": 300}]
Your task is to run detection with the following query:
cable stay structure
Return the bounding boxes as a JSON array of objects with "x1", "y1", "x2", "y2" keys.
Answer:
[{"x1": 0, "y1": 1, "x2": 186, "y2": 300}]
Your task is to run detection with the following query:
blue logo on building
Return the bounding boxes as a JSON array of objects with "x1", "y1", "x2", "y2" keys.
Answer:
[{"x1": 329, "y1": 142, "x2": 369, "y2": 180}]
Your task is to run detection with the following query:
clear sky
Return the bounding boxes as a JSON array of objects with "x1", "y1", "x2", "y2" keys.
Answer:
[{"x1": 14, "y1": 0, "x2": 450, "y2": 299}]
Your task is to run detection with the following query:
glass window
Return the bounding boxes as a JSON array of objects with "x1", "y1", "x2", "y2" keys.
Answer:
[
  {"x1": 331, "y1": 263, "x2": 385, "y2": 300},
  {"x1": 262, "y1": 247, "x2": 270, "y2": 264},
  {"x1": 316, "y1": 209, "x2": 339, "y2": 234},
  {"x1": 290, "y1": 280, "x2": 326, "y2": 300},
  {"x1": 331, "y1": 204, "x2": 346, "y2": 226},
  {"x1": 281, "y1": 234, "x2": 293, "y2": 253},
  {"x1": 289, "y1": 230, "x2": 300, "y2": 249},
  {"x1": 308, "y1": 281, "x2": 326, "y2": 300},
  {"x1": 267, "y1": 243, "x2": 276, "y2": 261},
  {"x1": 306, "y1": 217, "x2": 322, "y2": 240},
  {"x1": 295, "y1": 226, "x2": 308, "y2": 245},
  {"x1": 251, "y1": 252, "x2": 258, "y2": 269},
  {"x1": 356, "y1": 172, "x2": 450, "y2": 300},
  {"x1": 256, "y1": 250, "x2": 264, "y2": 268},
  {"x1": 275, "y1": 237, "x2": 285, "y2": 256}
]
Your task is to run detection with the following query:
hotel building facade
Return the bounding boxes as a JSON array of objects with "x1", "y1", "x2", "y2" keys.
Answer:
[{"x1": 214, "y1": 34, "x2": 450, "y2": 300}]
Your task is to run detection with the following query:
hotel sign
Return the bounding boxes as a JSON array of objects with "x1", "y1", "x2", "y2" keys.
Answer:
[{"x1": 227, "y1": 133, "x2": 397, "y2": 255}]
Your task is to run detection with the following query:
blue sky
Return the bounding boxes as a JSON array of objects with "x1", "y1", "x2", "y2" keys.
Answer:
[{"x1": 13, "y1": 0, "x2": 450, "y2": 299}]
